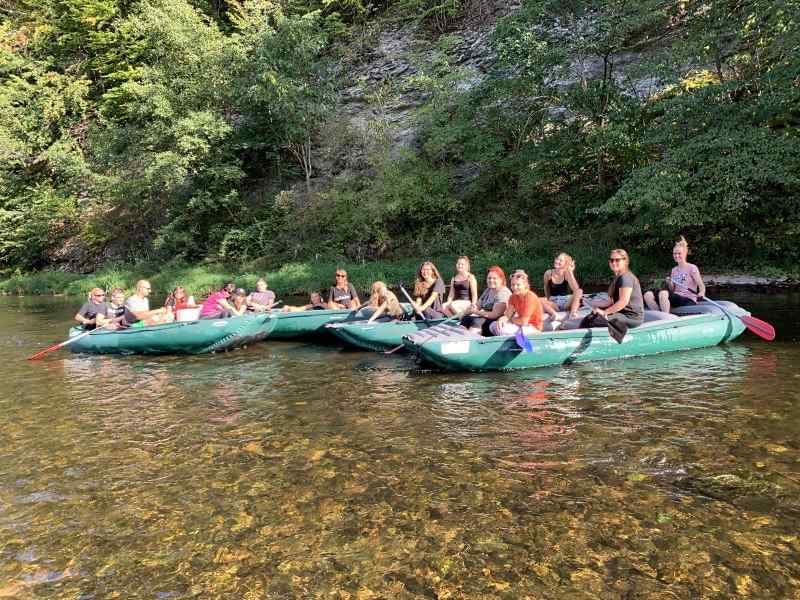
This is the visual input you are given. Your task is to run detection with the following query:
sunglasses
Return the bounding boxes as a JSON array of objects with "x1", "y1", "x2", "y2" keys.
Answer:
[
  {"x1": 93, "y1": 293, "x2": 106, "y2": 297},
  {"x1": 335, "y1": 274, "x2": 346, "y2": 278},
  {"x1": 609, "y1": 257, "x2": 624, "y2": 263}
]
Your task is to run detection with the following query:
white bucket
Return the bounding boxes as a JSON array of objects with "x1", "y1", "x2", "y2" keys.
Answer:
[{"x1": 176, "y1": 307, "x2": 201, "y2": 322}]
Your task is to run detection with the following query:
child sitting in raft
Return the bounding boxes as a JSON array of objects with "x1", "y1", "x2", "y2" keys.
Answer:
[
  {"x1": 442, "y1": 256, "x2": 478, "y2": 317},
  {"x1": 644, "y1": 236, "x2": 706, "y2": 313},
  {"x1": 366, "y1": 282, "x2": 406, "y2": 323},
  {"x1": 282, "y1": 292, "x2": 328, "y2": 312},
  {"x1": 490, "y1": 270, "x2": 544, "y2": 336}
]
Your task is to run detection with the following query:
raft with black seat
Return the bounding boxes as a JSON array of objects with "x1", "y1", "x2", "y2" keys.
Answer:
[
  {"x1": 68, "y1": 313, "x2": 271, "y2": 355},
  {"x1": 401, "y1": 303, "x2": 749, "y2": 372}
]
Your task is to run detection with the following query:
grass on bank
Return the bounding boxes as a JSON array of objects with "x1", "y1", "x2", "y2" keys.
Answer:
[
  {"x1": 4, "y1": 241, "x2": 793, "y2": 298},
  {"x1": 0, "y1": 241, "x2": 668, "y2": 298}
]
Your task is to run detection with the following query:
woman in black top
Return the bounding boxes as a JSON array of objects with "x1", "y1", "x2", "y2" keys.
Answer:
[
  {"x1": 327, "y1": 269, "x2": 361, "y2": 310},
  {"x1": 413, "y1": 261, "x2": 446, "y2": 319},
  {"x1": 581, "y1": 249, "x2": 644, "y2": 340}
]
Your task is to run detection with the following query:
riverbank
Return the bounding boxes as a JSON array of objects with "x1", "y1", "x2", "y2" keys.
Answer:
[{"x1": 1, "y1": 253, "x2": 797, "y2": 298}]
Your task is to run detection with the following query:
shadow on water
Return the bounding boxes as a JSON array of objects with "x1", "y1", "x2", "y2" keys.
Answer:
[{"x1": 0, "y1": 293, "x2": 799, "y2": 597}]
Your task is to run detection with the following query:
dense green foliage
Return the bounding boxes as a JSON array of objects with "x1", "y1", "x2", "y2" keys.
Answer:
[{"x1": 1, "y1": 0, "x2": 799, "y2": 279}]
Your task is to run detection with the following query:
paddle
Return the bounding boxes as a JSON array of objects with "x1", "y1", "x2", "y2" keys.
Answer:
[
  {"x1": 514, "y1": 325, "x2": 534, "y2": 352},
  {"x1": 27, "y1": 319, "x2": 118, "y2": 361},
  {"x1": 671, "y1": 282, "x2": 775, "y2": 341},
  {"x1": 581, "y1": 297, "x2": 627, "y2": 344},
  {"x1": 398, "y1": 284, "x2": 431, "y2": 322}
]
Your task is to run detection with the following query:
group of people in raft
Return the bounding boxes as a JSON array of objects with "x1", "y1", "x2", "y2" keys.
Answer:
[{"x1": 75, "y1": 237, "x2": 706, "y2": 337}]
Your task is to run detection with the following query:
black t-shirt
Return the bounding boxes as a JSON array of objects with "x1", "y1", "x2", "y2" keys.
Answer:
[
  {"x1": 611, "y1": 271, "x2": 644, "y2": 321},
  {"x1": 78, "y1": 300, "x2": 109, "y2": 330},
  {"x1": 421, "y1": 278, "x2": 446, "y2": 314},
  {"x1": 328, "y1": 283, "x2": 358, "y2": 306},
  {"x1": 106, "y1": 303, "x2": 138, "y2": 327}
]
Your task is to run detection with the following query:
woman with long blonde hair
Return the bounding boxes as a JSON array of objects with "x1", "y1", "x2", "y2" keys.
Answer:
[
  {"x1": 366, "y1": 282, "x2": 405, "y2": 323},
  {"x1": 542, "y1": 252, "x2": 583, "y2": 319},
  {"x1": 644, "y1": 236, "x2": 705, "y2": 313}
]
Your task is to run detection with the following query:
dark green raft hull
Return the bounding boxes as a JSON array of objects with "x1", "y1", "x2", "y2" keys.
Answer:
[
  {"x1": 326, "y1": 318, "x2": 446, "y2": 352},
  {"x1": 402, "y1": 312, "x2": 747, "y2": 372},
  {"x1": 261, "y1": 308, "x2": 367, "y2": 340},
  {"x1": 68, "y1": 313, "x2": 270, "y2": 355}
]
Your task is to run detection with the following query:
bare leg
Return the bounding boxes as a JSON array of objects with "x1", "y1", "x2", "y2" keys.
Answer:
[
  {"x1": 569, "y1": 289, "x2": 583, "y2": 317},
  {"x1": 658, "y1": 290, "x2": 671, "y2": 313},
  {"x1": 643, "y1": 290, "x2": 659, "y2": 311},
  {"x1": 542, "y1": 298, "x2": 559, "y2": 319}
]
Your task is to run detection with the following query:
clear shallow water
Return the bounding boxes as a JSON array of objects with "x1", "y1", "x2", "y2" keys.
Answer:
[{"x1": 1, "y1": 291, "x2": 799, "y2": 598}]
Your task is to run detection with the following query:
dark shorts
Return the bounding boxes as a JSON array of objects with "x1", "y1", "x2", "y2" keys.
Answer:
[
  {"x1": 460, "y1": 315, "x2": 496, "y2": 336},
  {"x1": 648, "y1": 290, "x2": 698, "y2": 308}
]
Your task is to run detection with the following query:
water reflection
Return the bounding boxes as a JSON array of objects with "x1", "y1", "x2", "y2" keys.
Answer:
[{"x1": 0, "y1": 295, "x2": 799, "y2": 597}]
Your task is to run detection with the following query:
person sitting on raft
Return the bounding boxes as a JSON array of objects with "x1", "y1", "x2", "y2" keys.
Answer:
[
  {"x1": 229, "y1": 288, "x2": 249, "y2": 316},
  {"x1": 412, "y1": 261, "x2": 446, "y2": 319},
  {"x1": 199, "y1": 282, "x2": 237, "y2": 319},
  {"x1": 282, "y1": 292, "x2": 328, "y2": 312},
  {"x1": 366, "y1": 281, "x2": 405, "y2": 323},
  {"x1": 164, "y1": 286, "x2": 197, "y2": 317},
  {"x1": 490, "y1": 270, "x2": 544, "y2": 336},
  {"x1": 460, "y1": 266, "x2": 511, "y2": 336},
  {"x1": 74, "y1": 287, "x2": 109, "y2": 330},
  {"x1": 97, "y1": 288, "x2": 136, "y2": 329},
  {"x1": 327, "y1": 269, "x2": 361, "y2": 310},
  {"x1": 247, "y1": 278, "x2": 276, "y2": 312},
  {"x1": 442, "y1": 256, "x2": 478, "y2": 317},
  {"x1": 582, "y1": 249, "x2": 644, "y2": 332},
  {"x1": 542, "y1": 252, "x2": 583, "y2": 320},
  {"x1": 644, "y1": 236, "x2": 706, "y2": 313},
  {"x1": 124, "y1": 279, "x2": 173, "y2": 326}
]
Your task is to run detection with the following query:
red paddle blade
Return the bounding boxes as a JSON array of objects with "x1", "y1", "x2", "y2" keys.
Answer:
[
  {"x1": 26, "y1": 342, "x2": 64, "y2": 361},
  {"x1": 741, "y1": 315, "x2": 776, "y2": 341}
]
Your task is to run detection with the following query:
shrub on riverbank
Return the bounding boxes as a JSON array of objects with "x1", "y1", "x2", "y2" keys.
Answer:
[{"x1": 0, "y1": 241, "x2": 667, "y2": 297}]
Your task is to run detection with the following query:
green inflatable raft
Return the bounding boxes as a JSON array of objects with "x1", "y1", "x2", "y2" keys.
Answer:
[
  {"x1": 402, "y1": 307, "x2": 748, "y2": 372},
  {"x1": 326, "y1": 318, "x2": 446, "y2": 352},
  {"x1": 67, "y1": 313, "x2": 270, "y2": 355},
  {"x1": 261, "y1": 308, "x2": 367, "y2": 340}
]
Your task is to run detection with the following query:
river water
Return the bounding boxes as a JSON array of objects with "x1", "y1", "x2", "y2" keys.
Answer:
[{"x1": 1, "y1": 291, "x2": 799, "y2": 598}]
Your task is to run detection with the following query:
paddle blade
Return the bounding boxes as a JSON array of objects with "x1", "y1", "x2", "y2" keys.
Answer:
[
  {"x1": 607, "y1": 318, "x2": 628, "y2": 344},
  {"x1": 741, "y1": 315, "x2": 776, "y2": 341},
  {"x1": 26, "y1": 342, "x2": 63, "y2": 361},
  {"x1": 515, "y1": 327, "x2": 534, "y2": 352}
]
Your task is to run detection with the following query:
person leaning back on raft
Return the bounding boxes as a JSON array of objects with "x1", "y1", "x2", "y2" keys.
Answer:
[
  {"x1": 490, "y1": 270, "x2": 544, "y2": 336},
  {"x1": 582, "y1": 249, "x2": 644, "y2": 334},
  {"x1": 460, "y1": 266, "x2": 511, "y2": 336},
  {"x1": 644, "y1": 236, "x2": 706, "y2": 313},
  {"x1": 327, "y1": 269, "x2": 361, "y2": 310},
  {"x1": 282, "y1": 292, "x2": 328, "y2": 312},
  {"x1": 366, "y1": 282, "x2": 405, "y2": 323},
  {"x1": 412, "y1": 261, "x2": 446, "y2": 319}
]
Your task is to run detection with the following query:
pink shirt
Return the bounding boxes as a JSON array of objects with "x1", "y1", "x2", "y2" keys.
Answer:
[
  {"x1": 671, "y1": 263, "x2": 701, "y2": 301},
  {"x1": 199, "y1": 291, "x2": 228, "y2": 317}
]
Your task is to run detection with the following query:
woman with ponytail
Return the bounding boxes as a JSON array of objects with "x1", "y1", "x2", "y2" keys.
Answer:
[{"x1": 644, "y1": 236, "x2": 706, "y2": 313}]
